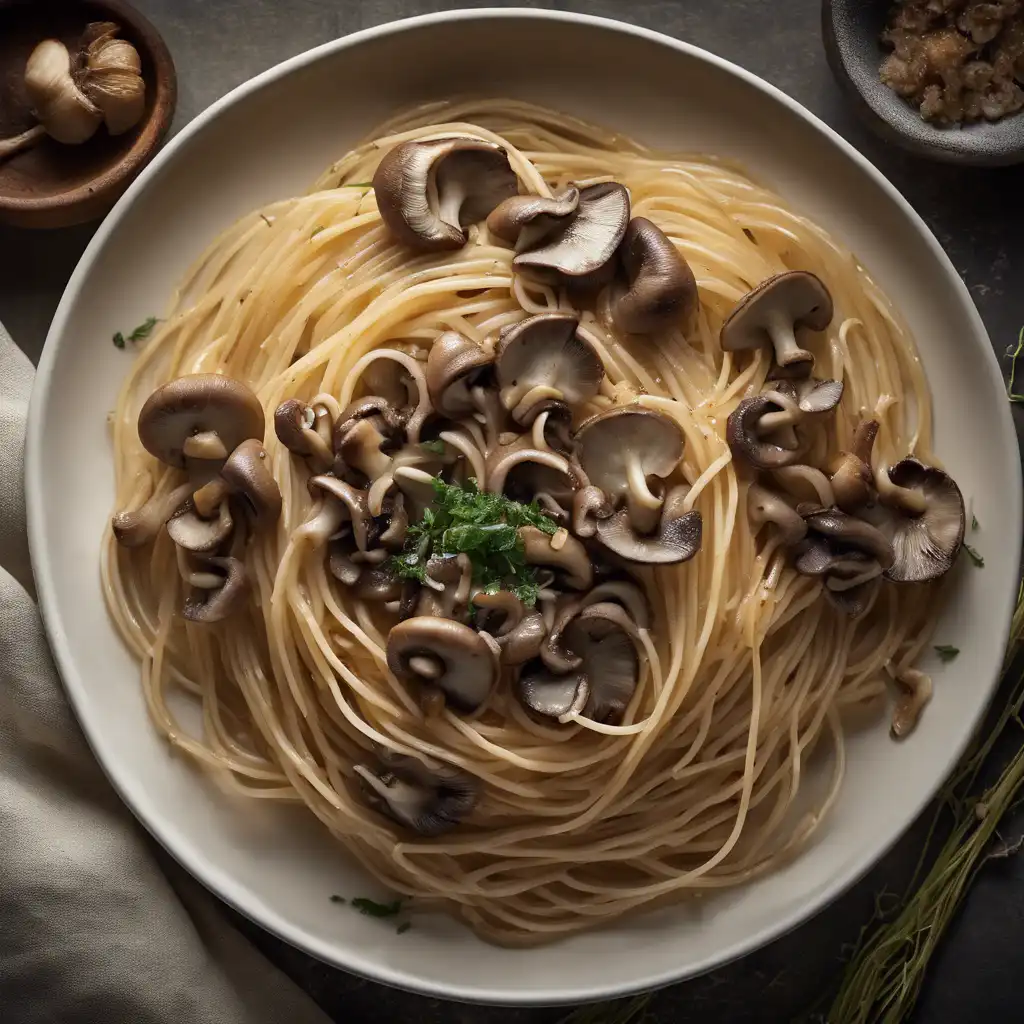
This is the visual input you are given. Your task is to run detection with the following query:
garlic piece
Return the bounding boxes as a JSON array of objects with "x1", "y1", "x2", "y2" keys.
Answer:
[
  {"x1": 80, "y1": 23, "x2": 146, "y2": 135},
  {"x1": 24, "y1": 39, "x2": 101, "y2": 145}
]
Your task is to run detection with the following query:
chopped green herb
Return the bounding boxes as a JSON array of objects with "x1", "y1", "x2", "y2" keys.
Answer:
[
  {"x1": 396, "y1": 921, "x2": 412, "y2": 935},
  {"x1": 1008, "y1": 327, "x2": 1024, "y2": 402},
  {"x1": 329, "y1": 894, "x2": 346, "y2": 904},
  {"x1": 350, "y1": 897, "x2": 403, "y2": 918},
  {"x1": 934, "y1": 644, "x2": 960, "y2": 662},
  {"x1": 113, "y1": 317, "x2": 159, "y2": 349},
  {"x1": 419, "y1": 439, "x2": 446, "y2": 454},
  {"x1": 963, "y1": 543, "x2": 984, "y2": 567},
  {"x1": 346, "y1": 181, "x2": 372, "y2": 188},
  {"x1": 112, "y1": 332, "x2": 125, "y2": 349},
  {"x1": 390, "y1": 478, "x2": 558, "y2": 606},
  {"x1": 972, "y1": 514, "x2": 979, "y2": 531}
]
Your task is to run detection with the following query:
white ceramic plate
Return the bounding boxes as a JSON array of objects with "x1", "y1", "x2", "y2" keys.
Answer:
[{"x1": 26, "y1": 9, "x2": 1022, "y2": 1006}]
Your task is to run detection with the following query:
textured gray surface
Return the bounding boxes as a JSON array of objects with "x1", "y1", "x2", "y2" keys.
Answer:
[{"x1": 2, "y1": 2, "x2": 1023, "y2": 1022}]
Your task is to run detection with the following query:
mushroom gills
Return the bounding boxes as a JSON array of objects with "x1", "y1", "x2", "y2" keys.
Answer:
[{"x1": 516, "y1": 665, "x2": 590, "y2": 721}]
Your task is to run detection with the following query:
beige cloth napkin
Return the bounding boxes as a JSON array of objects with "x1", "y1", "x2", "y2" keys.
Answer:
[{"x1": 0, "y1": 323, "x2": 332, "y2": 1024}]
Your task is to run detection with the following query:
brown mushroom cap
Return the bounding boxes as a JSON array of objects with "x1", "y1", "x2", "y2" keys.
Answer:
[
  {"x1": 182, "y1": 555, "x2": 248, "y2": 623},
  {"x1": 425, "y1": 331, "x2": 494, "y2": 418},
  {"x1": 112, "y1": 481, "x2": 193, "y2": 548},
  {"x1": 486, "y1": 186, "x2": 580, "y2": 249},
  {"x1": 372, "y1": 136, "x2": 518, "y2": 252},
  {"x1": 802, "y1": 507, "x2": 895, "y2": 570},
  {"x1": 308, "y1": 475, "x2": 372, "y2": 551},
  {"x1": 137, "y1": 375, "x2": 265, "y2": 469},
  {"x1": 747, "y1": 482, "x2": 808, "y2": 546},
  {"x1": 220, "y1": 439, "x2": 282, "y2": 526},
  {"x1": 495, "y1": 313, "x2": 604, "y2": 418},
  {"x1": 274, "y1": 399, "x2": 334, "y2": 470},
  {"x1": 595, "y1": 484, "x2": 702, "y2": 565},
  {"x1": 513, "y1": 182, "x2": 631, "y2": 279},
  {"x1": 720, "y1": 272, "x2": 833, "y2": 374},
  {"x1": 387, "y1": 616, "x2": 497, "y2": 713},
  {"x1": 518, "y1": 525, "x2": 593, "y2": 590},
  {"x1": 727, "y1": 395, "x2": 809, "y2": 470},
  {"x1": 609, "y1": 217, "x2": 699, "y2": 335}
]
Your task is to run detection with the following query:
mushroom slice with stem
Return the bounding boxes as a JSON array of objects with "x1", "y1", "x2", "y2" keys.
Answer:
[
  {"x1": 182, "y1": 555, "x2": 248, "y2": 623},
  {"x1": 747, "y1": 482, "x2": 808, "y2": 546},
  {"x1": 486, "y1": 186, "x2": 580, "y2": 251},
  {"x1": 727, "y1": 395, "x2": 810, "y2": 470},
  {"x1": 802, "y1": 507, "x2": 895, "y2": 571},
  {"x1": 426, "y1": 331, "x2": 494, "y2": 418},
  {"x1": 518, "y1": 525, "x2": 593, "y2": 590},
  {"x1": 112, "y1": 481, "x2": 192, "y2": 548},
  {"x1": 354, "y1": 752, "x2": 478, "y2": 836},
  {"x1": 166, "y1": 498, "x2": 233, "y2": 553},
  {"x1": 372, "y1": 136, "x2": 518, "y2": 252},
  {"x1": 720, "y1": 271, "x2": 834, "y2": 376},
  {"x1": 274, "y1": 399, "x2": 334, "y2": 471},
  {"x1": 572, "y1": 484, "x2": 614, "y2": 539},
  {"x1": 327, "y1": 539, "x2": 362, "y2": 586},
  {"x1": 308, "y1": 475, "x2": 372, "y2": 551},
  {"x1": 137, "y1": 375, "x2": 265, "y2": 469},
  {"x1": 570, "y1": 605, "x2": 642, "y2": 724},
  {"x1": 513, "y1": 182, "x2": 631, "y2": 279},
  {"x1": 485, "y1": 436, "x2": 580, "y2": 507},
  {"x1": 828, "y1": 419, "x2": 879, "y2": 513},
  {"x1": 494, "y1": 313, "x2": 604, "y2": 421},
  {"x1": 595, "y1": 484, "x2": 702, "y2": 565},
  {"x1": 576, "y1": 407, "x2": 684, "y2": 536},
  {"x1": 608, "y1": 217, "x2": 699, "y2": 335},
  {"x1": 352, "y1": 566, "x2": 403, "y2": 603},
  {"x1": 539, "y1": 597, "x2": 585, "y2": 674},
  {"x1": 386, "y1": 616, "x2": 498, "y2": 713},
  {"x1": 579, "y1": 578, "x2": 652, "y2": 629},
  {"x1": 863, "y1": 458, "x2": 966, "y2": 583},
  {"x1": 416, "y1": 554, "x2": 473, "y2": 618},
  {"x1": 473, "y1": 590, "x2": 547, "y2": 666},
  {"x1": 218, "y1": 438, "x2": 282, "y2": 526},
  {"x1": 516, "y1": 663, "x2": 590, "y2": 722}
]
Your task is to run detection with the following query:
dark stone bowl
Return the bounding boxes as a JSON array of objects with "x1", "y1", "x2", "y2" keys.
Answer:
[{"x1": 822, "y1": 0, "x2": 1024, "y2": 166}]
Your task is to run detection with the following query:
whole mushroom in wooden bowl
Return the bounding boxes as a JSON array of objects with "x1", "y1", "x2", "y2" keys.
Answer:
[{"x1": 0, "y1": 0, "x2": 176, "y2": 227}]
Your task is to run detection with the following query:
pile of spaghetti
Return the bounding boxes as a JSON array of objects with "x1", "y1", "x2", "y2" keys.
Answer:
[{"x1": 103, "y1": 99, "x2": 965, "y2": 945}]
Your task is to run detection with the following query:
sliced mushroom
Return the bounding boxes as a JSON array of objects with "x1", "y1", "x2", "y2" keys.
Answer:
[
  {"x1": 890, "y1": 667, "x2": 932, "y2": 739},
  {"x1": 828, "y1": 419, "x2": 879, "y2": 512},
  {"x1": 516, "y1": 664, "x2": 590, "y2": 722},
  {"x1": 137, "y1": 375, "x2": 265, "y2": 469},
  {"x1": 720, "y1": 272, "x2": 833, "y2": 375},
  {"x1": 372, "y1": 136, "x2": 518, "y2": 252},
  {"x1": 747, "y1": 482, "x2": 808, "y2": 546},
  {"x1": 802, "y1": 507, "x2": 895, "y2": 570},
  {"x1": 486, "y1": 186, "x2": 580, "y2": 251},
  {"x1": 513, "y1": 182, "x2": 630, "y2": 279},
  {"x1": 337, "y1": 416, "x2": 392, "y2": 483},
  {"x1": 473, "y1": 590, "x2": 547, "y2": 666},
  {"x1": 352, "y1": 566, "x2": 403, "y2": 603},
  {"x1": 328, "y1": 539, "x2": 361, "y2": 586},
  {"x1": 539, "y1": 597, "x2": 585, "y2": 673},
  {"x1": 112, "y1": 481, "x2": 193, "y2": 548},
  {"x1": 425, "y1": 331, "x2": 494, "y2": 418},
  {"x1": 182, "y1": 555, "x2": 248, "y2": 623},
  {"x1": 494, "y1": 314, "x2": 604, "y2": 420},
  {"x1": 386, "y1": 616, "x2": 497, "y2": 713},
  {"x1": 572, "y1": 484, "x2": 614, "y2": 539},
  {"x1": 220, "y1": 439, "x2": 282, "y2": 526},
  {"x1": 334, "y1": 395, "x2": 406, "y2": 443},
  {"x1": 354, "y1": 752, "x2": 478, "y2": 836},
  {"x1": 608, "y1": 217, "x2": 698, "y2": 335},
  {"x1": 416, "y1": 554, "x2": 473, "y2": 618},
  {"x1": 579, "y1": 578, "x2": 652, "y2": 629},
  {"x1": 308, "y1": 475, "x2": 372, "y2": 551},
  {"x1": 484, "y1": 435, "x2": 581, "y2": 507},
  {"x1": 863, "y1": 458, "x2": 965, "y2": 583},
  {"x1": 576, "y1": 407, "x2": 684, "y2": 535},
  {"x1": 274, "y1": 399, "x2": 334, "y2": 471},
  {"x1": 727, "y1": 395, "x2": 809, "y2": 470},
  {"x1": 166, "y1": 499, "x2": 234, "y2": 553},
  {"x1": 378, "y1": 492, "x2": 409, "y2": 551},
  {"x1": 518, "y1": 525, "x2": 593, "y2": 590},
  {"x1": 595, "y1": 484, "x2": 702, "y2": 565}
]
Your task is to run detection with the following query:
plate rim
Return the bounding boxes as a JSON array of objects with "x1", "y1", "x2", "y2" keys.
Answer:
[{"x1": 24, "y1": 6, "x2": 1023, "y2": 1006}]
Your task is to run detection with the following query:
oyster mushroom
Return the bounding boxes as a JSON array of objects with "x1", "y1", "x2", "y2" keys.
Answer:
[
  {"x1": 727, "y1": 394, "x2": 810, "y2": 470},
  {"x1": 747, "y1": 482, "x2": 807, "y2": 545},
  {"x1": 580, "y1": 578, "x2": 652, "y2": 629},
  {"x1": 352, "y1": 566, "x2": 403, "y2": 603},
  {"x1": 595, "y1": 484, "x2": 702, "y2": 565},
  {"x1": 473, "y1": 590, "x2": 547, "y2": 666},
  {"x1": 111, "y1": 481, "x2": 193, "y2": 548},
  {"x1": 274, "y1": 399, "x2": 334, "y2": 471},
  {"x1": 572, "y1": 484, "x2": 614, "y2": 539},
  {"x1": 608, "y1": 217, "x2": 699, "y2": 335},
  {"x1": 802, "y1": 507, "x2": 895, "y2": 570},
  {"x1": 486, "y1": 186, "x2": 580, "y2": 251},
  {"x1": 720, "y1": 271, "x2": 833, "y2": 375},
  {"x1": 494, "y1": 313, "x2": 605, "y2": 423},
  {"x1": 864, "y1": 458, "x2": 966, "y2": 583},
  {"x1": 513, "y1": 182, "x2": 631, "y2": 279},
  {"x1": 516, "y1": 665, "x2": 590, "y2": 722},
  {"x1": 372, "y1": 136, "x2": 518, "y2": 252},
  {"x1": 354, "y1": 752, "x2": 478, "y2": 836},
  {"x1": 425, "y1": 331, "x2": 494, "y2": 418},
  {"x1": 576, "y1": 407, "x2": 684, "y2": 535},
  {"x1": 386, "y1": 615, "x2": 498, "y2": 713},
  {"x1": 166, "y1": 499, "x2": 233, "y2": 553},
  {"x1": 416, "y1": 554, "x2": 473, "y2": 618},
  {"x1": 518, "y1": 525, "x2": 593, "y2": 590},
  {"x1": 137, "y1": 375, "x2": 265, "y2": 469},
  {"x1": 308, "y1": 475, "x2": 372, "y2": 551},
  {"x1": 182, "y1": 555, "x2": 248, "y2": 623},
  {"x1": 485, "y1": 435, "x2": 579, "y2": 502},
  {"x1": 828, "y1": 419, "x2": 879, "y2": 512}
]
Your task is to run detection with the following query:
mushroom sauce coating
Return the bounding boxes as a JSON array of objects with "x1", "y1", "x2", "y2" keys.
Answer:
[{"x1": 104, "y1": 99, "x2": 960, "y2": 945}]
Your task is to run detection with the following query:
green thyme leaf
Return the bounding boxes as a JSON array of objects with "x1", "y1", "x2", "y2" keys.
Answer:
[
  {"x1": 963, "y1": 543, "x2": 984, "y2": 567},
  {"x1": 934, "y1": 645, "x2": 960, "y2": 662},
  {"x1": 350, "y1": 897, "x2": 403, "y2": 918},
  {"x1": 346, "y1": 181, "x2": 372, "y2": 188},
  {"x1": 128, "y1": 317, "x2": 159, "y2": 342},
  {"x1": 112, "y1": 332, "x2": 125, "y2": 349}
]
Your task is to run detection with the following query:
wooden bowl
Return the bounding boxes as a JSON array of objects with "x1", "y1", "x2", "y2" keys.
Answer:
[
  {"x1": 0, "y1": 0, "x2": 176, "y2": 228},
  {"x1": 823, "y1": 0, "x2": 1024, "y2": 166}
]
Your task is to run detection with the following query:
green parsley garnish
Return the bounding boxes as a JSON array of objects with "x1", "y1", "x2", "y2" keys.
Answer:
[
  {"x1": 419, "y1": 439, "x2": 446, "y2": 455},
  {"x1": 934, "y1": 644, "x2": 960, "y2": 662},
  {"x1": 345, "y1": 181, "x2": 372, "y2": 188},
  {"x1": 963, "y1": 543, "x2": 984, "y2": 567},
  {"x1": 350, "y1": 897, "x2": 403, "y2": 918},
  {"x1": 113, "y1": 316, "x2": 159, "y2": 349},
  {"x1": 390, "y1": 478, "x2": 558, "y2": 606}
]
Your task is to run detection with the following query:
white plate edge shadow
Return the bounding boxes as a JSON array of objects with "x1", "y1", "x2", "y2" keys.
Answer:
[{"x1": 24, "y1": 7, "x2": 1024, "y2": 1007}]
